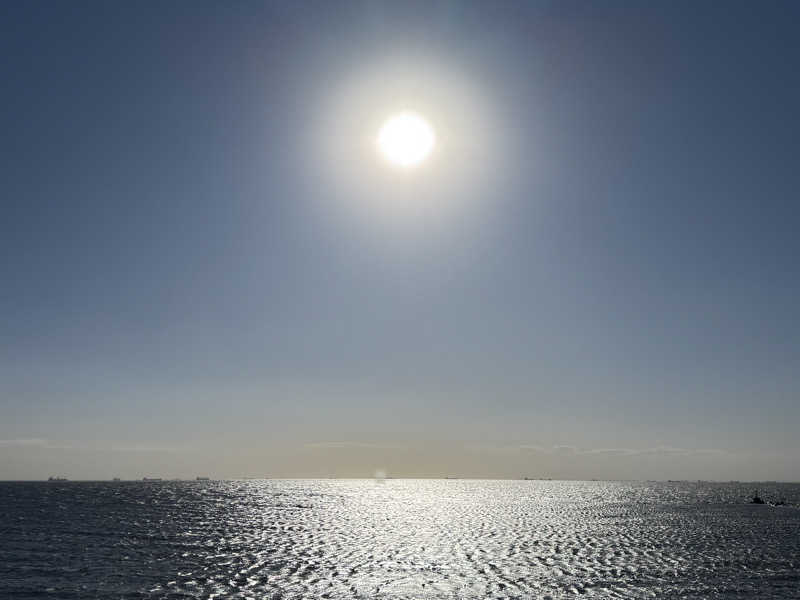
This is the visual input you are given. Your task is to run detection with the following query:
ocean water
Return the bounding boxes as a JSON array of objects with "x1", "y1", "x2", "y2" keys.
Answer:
[{"x1": 0, "y1": 480, "x2": 798, "y2": 599}]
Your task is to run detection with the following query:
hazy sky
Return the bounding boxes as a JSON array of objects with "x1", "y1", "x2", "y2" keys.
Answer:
[{"x1": 2, "y1": 1, "x2": 799, "y2": 480}]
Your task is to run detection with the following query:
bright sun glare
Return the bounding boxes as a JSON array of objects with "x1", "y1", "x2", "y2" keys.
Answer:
[{"x1": 377, "y1": 112, "x2": 435, "y2": 168}]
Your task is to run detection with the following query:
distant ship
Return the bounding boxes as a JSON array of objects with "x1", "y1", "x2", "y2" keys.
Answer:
[
  {"x1": 112, "y1": 477, "x2": 121, "y2": 481},
  {"x1": 195, "y1": 476, "x2": 210, "y2": 481},
  {"x1": 142, "y1": 477, "x2": 162, "y2": 481},
  {"x1": 47, "y1": 476, "x2": 68, "y2": 481}
]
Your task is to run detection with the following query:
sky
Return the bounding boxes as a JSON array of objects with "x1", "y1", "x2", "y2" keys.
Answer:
[{"x1": 2, "y1": 1, "x2": 799, "y2": 481}]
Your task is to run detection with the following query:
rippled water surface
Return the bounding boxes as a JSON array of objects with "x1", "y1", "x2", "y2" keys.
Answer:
[{"x1": 1, "y1": 480, "x2": 799, "y2": 599}]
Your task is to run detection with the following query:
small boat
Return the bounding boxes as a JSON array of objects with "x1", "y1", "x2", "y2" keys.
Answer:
[
  {"x1": 47, "y1": 476, "x2": 68, "y2": 481},
  {"x1": 112, "y1": 477, "x2": 121, "y2": 481},
  {"x1": 142, "y1": 477, "x2": 162, "y2": 482},
  {"x1": 750, "y1": 491, "x2": 765, "y2": 504}
]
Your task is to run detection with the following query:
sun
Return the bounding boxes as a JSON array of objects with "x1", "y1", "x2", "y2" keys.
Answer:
[{"x1": 377, "y1": 112, "x2": 435, "y2": 168}]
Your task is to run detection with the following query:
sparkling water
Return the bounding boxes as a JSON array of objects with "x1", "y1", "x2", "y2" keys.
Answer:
[{"x1": 1, "y1": 479, "x2": 798, "y2": 598}]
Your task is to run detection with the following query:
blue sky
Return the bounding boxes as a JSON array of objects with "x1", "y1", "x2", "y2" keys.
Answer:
[{"x1": 2, "y1": 1, "x2": 799, "y2": 480}]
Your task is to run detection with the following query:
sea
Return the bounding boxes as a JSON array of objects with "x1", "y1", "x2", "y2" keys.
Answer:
[{"x1": 1, "y1": 479, "x2": 798, "y2": 599}]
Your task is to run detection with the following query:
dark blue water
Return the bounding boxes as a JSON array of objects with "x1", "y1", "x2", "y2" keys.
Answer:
[{"x1": 1, "y1": 480, "x2": 798, "y2": 598}]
